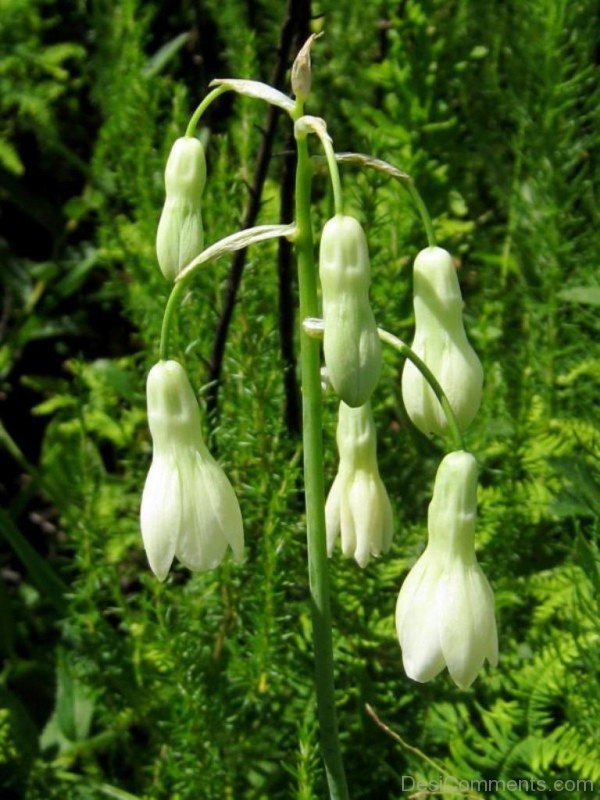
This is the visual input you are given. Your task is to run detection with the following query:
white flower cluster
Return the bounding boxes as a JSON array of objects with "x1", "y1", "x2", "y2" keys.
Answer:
[
  {"x1": 322, "y1": 241, "x2": 496, "y2": 689},
  {"x1": 144, "y1": 133, "x2": 497, "y2": 692},
  {"x1": 395, "y1": 248, "x2": 496, "y2": 689}
]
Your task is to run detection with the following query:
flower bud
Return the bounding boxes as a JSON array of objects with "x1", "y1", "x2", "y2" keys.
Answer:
[
  {"x1": 326, "y1": 401, "x2": 393, "y2": 567},
  {"x1": 395, "y1": 451, "x2": 498, "y2": 689},
  {"x1": 319, "y1": 215, "x2": 381, "y2": 407},
  {"x1": 401, "y1": 247, "x2": 483, "y2": 437},
  {"x1": 156, "y1": 137, "x2": 207, "y2": 281},
  {"x1": 291, "y1": 33, "x2": 319, "y2": 100},
  {"x1": 140, "y1": 360, "x2": 243, "y2": 580}
]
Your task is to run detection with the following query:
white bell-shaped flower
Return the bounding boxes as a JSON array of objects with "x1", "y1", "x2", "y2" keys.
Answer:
[
  {"x1": 326, "y1": 401, "x2": 393, "y2": 567},
  {"x1": 140, "y1": 360, "x2": 243, "y2": 580},
  {"x1": 396, "y1": 451, "x2": 497, "y2": 689}
]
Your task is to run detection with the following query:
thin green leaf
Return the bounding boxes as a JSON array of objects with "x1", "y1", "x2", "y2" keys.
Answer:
[
  {"x1": 557, "y1": 286, "x2": 600, "y2": 305},
  {"x1": 142, "y1": 31, "x2": 190, "y2": 78},
  {"x1": 0, "y1": 509, "x2": 67, "y2": 612}
]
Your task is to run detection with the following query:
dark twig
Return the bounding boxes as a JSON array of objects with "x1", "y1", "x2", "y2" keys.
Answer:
[
  {"x1": 206, "y1": 0, "x2": 309, "y2": 428},
  {"x1": 277, "y1": 131, "x2": 302, "y2": 437},
  {"x1": 276, "y1": 0, "x2": 310, "y2": 436}
]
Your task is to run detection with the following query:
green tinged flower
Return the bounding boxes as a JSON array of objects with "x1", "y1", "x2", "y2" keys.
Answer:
[
  {"x1": 319, "y1": 214, "x2": 381, "y2": 407},
  {"x1": 395, "y1": 451, "x2": 497, "y2": 689},
  {"x1": 326, "y1": 401, "x2": 393, "y2": 567},
  {"x1": 401, "y1": 246, "x2": 483, "y2": 437},
  {"x1": 156, "y1": 137, "x2": 206, "y2": 281},
  {"x1": 140, "y1": 360, "x2": 243, "y2": 580}
]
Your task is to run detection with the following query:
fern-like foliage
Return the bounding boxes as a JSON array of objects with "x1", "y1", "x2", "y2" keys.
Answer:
[{"x1": 0, "y1": 0, "x2": 85, "y2": 175}]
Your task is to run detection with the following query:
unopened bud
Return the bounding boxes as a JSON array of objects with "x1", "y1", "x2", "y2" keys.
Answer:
[
  {"x1": 156, "y1": 137, "x2": 207, "y2": 281},
  {"x1": 319, "y1": 215, "x2": 381, "y2": 407},
  {"x1": 401, "y1": 247, "x2": 483, "y2": 436},
  {"x1": 291, "y1": 33, "x2": 321, "y2": 101}
]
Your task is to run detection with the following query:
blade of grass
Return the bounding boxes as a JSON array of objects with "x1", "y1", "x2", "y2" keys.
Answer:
[{"x1": 0, "y1": 508, "x2": 67, "y2": 612}]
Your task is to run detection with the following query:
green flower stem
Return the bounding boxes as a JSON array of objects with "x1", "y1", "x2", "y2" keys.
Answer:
[
  {"x1": 185, "y1": 85, "x2": 228, "y2": 137},
  {"x1": 331, "y1": 153, "x2": 436, "y2": 247},
  {"x1": 159, "y1": 278, "x2": 188, "y2": 361},
  {"x1": 294, "y1": 121, "x2": 349, "y2": 799},
  {"x1": 406, "y1": 179, "x2": 436, "y2": 248},
  {"x1": 378, "y1": 327, "x2": 466, "y2": 452},
  {"x1": 320, "y1": 135, "x2": 344, "y2": 216},
  {"x1": 159, "y1": 225, "x2": 295, "y2": 360}
]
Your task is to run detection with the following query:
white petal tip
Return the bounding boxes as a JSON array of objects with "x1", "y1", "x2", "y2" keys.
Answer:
[
  {"x1": 403, "y1": 660, "x2": 434, "y2": 685},
  {"x1": 452, "y1": 675, "x2": 476, "y2": 691},
  {"x1": 354, "y1": 552, "x2": 371, "y2": 568},
  {"x1": 402, "y1": 651, "x2": 446, "y2": 685},
  {"x1": 148, "y1": 560, "x2": 171, "y2": 582},
  {"x1": 447, "y1": 658, "x2": 489, "y2": 691}
]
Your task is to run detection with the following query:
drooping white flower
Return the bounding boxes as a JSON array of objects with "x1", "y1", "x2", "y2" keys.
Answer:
[
  {"x1": 395, "y1": 451, "x2": 497, "y2": 689},
  {"x1": 140, "y1": 360, "x2": 243, "y2": 581},
  {"x1": 326, "y1": 401, "x2": 393, "y2": 567}
]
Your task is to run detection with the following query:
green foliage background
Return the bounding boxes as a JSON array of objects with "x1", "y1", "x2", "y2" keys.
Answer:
[{"x1": 1, "y1": 0, "x2": 598, "y2": 798}]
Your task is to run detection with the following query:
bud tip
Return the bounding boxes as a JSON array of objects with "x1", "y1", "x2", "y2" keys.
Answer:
[{"x1": 291, "y1": 32, "x2": 323, "y2": 100}]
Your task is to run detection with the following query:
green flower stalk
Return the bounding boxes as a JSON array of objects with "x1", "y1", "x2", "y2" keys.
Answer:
[
  {"x1": 326, "y1": 401, "x2": 394, "y2": 567},
  {"x1": 294, "y1": 110, "x2": 350, "y2": 800},
  {"x1": 395, "y1": 451, "x2": 497, "y2": 689},
  {"x1": 140, "y1": 360, "x2": 243, "y2": 580},
  {"x1": 156, "y1": 137, "x2": 207, "y2": 281}
]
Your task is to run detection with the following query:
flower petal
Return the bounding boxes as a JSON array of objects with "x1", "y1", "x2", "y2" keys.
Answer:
[
  {"x1": 140, "y1": 456, "x2": 180, "y2": 581},
  {"x1": 176, "y1": 455, "x2": 227, "y2": 572},
  {"x1": 396, "y1": 552, "x2": 446, "y2": 682},
  {"x1": 338, "y1": 475, "x2": 357, "y2": 561},
  {"x1": 204, "y1": 458, "x2": 244, "y2": 564},
  {"x1": 379, "y1": 484, "x2": 394, "y2": 555},
  {"x1": 439, "y1": 562, "x2": 497, "y2": 689},
  {"x1": 473, "y1": 567, "x2": 499, "y2": 668},
  {"x1": 325, "y1": 473, "x2": 342, "y2": 556},
  {"x1": 176, "y1": 453, "x2": 243, "y2": 571},
  {"x1": 347, "y1": 471, "x2": 379, "y2": 567}
]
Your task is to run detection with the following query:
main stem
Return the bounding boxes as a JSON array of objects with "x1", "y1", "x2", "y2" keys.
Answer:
[{"x1": 294, "y1": 127, "x2": 349, "y2": 799}]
